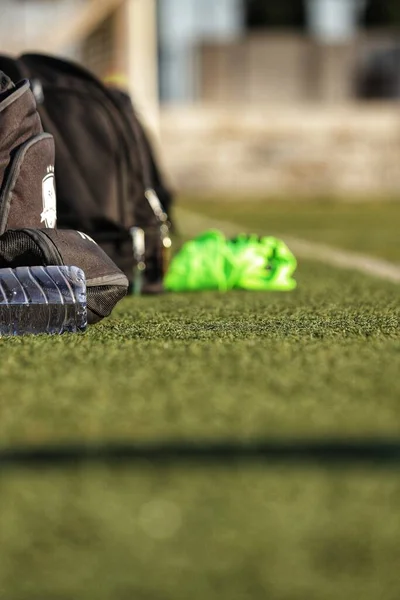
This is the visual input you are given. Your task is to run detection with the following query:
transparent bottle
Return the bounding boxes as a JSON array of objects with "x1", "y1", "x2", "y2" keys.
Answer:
[
  {"x1": 0, "y1": 266, "x2": 87, "y2": 336},
  {"x1": 130, "y1": 227, "x2": 146, "y2": 296}
]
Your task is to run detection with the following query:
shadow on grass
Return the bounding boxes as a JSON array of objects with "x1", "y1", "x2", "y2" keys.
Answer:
[{"x1": 2, "y1": 438, "x2": 400, "y2": 470}]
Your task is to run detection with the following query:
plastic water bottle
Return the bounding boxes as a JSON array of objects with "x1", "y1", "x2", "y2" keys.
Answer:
[
  {"x1": 130, "y1": 227, "x2": 146, "y2": 296},
  {"x1": 130, "y1": 224, "x2": 172, "y2": 296},
  {"x1": 0, "y1": 266, "x2": 87, "y2": 336}
]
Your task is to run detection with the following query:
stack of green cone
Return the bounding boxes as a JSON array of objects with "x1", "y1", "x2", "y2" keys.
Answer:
[{"x1": 164, "y1": 230, "x2": 297, "y2": 293}]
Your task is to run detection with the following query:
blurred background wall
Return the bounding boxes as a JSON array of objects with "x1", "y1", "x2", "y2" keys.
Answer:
[{"x1": 1, "y1": 0, "x2": 400, "y2": 196}]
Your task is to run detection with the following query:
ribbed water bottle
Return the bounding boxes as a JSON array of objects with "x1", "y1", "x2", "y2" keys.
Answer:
[{"x1": 0, "y1": 266, "x2": 87, "y2": 336}]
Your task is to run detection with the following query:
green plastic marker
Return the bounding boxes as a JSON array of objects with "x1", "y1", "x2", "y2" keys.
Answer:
[{"x1": 164, "y1": 230, "x2": 297, "y2": 293}]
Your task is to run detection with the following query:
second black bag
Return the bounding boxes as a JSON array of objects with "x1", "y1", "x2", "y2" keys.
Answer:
[{"x1": 0, "y1": 53, "x2": 173, "y2": 292}]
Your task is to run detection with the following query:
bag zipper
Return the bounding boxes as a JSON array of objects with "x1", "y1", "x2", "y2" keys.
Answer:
[{"x1": 22, "y1": 229, "x2": 64, "y2": 265}]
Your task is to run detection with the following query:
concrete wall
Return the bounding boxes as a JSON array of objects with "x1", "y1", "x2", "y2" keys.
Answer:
[
  {"x1": 160, "y1": 105, "x2": 400, "y2": 197},
  {"x1": 0, "y1": 0, "x2": 86, "y2": 55}
]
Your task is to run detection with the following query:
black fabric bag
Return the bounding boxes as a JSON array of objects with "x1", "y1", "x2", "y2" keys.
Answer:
[
  {"x1": 0, "y1": 70, "x2": 56, "y2": 234},
  {"x1": 0, "y1": 53, "x2": 173, "y2": 291},
  {"x1": 0, "y1": 228, "x2": 128, "y2": 324}
]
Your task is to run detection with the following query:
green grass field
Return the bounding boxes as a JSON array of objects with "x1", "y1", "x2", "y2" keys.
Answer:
[{"x1": 0, "y1": 198, "x2": 399, "y2": 600}]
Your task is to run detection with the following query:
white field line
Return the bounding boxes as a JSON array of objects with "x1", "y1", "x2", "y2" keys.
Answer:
[{"x1": 176, "y1": 207, "x2": 400, "y2": 284}]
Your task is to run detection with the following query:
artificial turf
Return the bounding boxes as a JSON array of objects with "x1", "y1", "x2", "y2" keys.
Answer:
[
  {"x1": 179, "y1": 197, "x2": 400, "y2": 262},
  {"x1": 0, "y1": 199, "x2": 399, "y2": 599}
]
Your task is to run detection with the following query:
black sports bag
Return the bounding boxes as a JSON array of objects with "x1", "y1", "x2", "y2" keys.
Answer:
[
  {"x1": 0, "y1": 70, "x2": 56, "y2": 234},
  {"x1": 0, "y1": 53, "x2": 173, "y2": 292}
]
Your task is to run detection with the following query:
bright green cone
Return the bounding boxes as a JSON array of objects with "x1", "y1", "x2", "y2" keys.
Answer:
[{"x1": 164, "y1": 230, "x2": 297, "y2": 292}]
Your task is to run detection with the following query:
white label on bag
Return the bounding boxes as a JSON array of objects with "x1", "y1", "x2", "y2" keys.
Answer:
[
  {"x1": 41, "y1": 166, "x2": 57, "y2": 229},
  {"x1": 77, "y1": 231, "x2": 97, "y2": 244}
]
